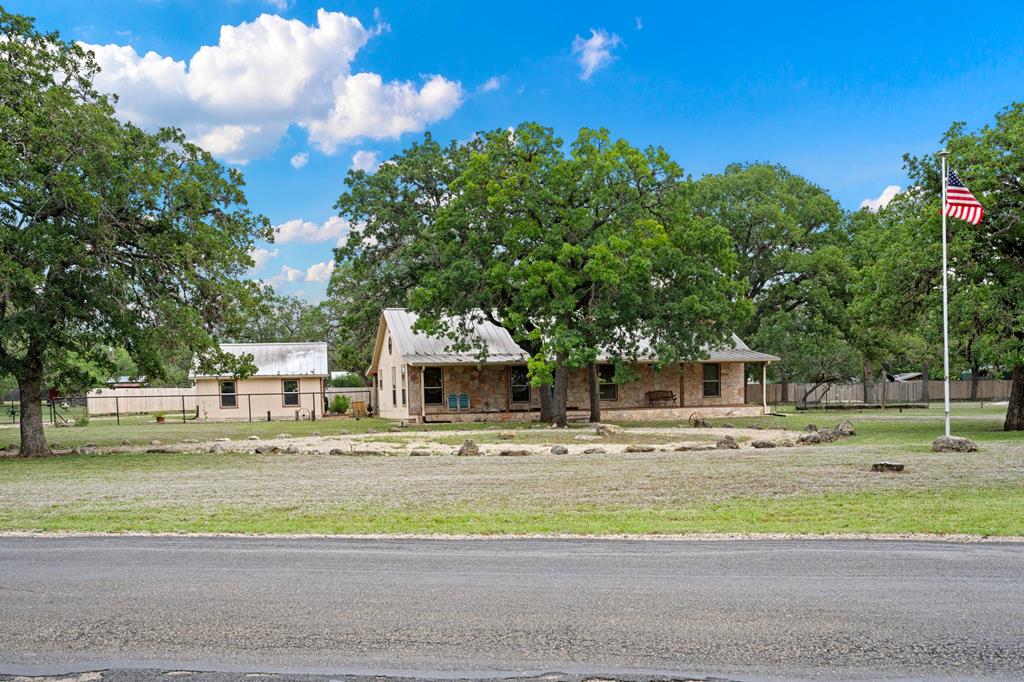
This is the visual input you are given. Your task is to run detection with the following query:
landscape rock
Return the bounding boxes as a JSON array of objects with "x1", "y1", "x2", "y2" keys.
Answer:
[
  {"x1": 594, "y1": 423, "x2": 622, "y2": 436},
  {"x1": 931, "y1": 435, "x2": 978, "y2": 452},
  {"x1": 275, "y1": 433, "x2": 293, "y2": 439},
  {"x1": 716, "y1": 435, "x2": 739, "y2": 450},
  {"x1": 674, "y1": 444, "x2": 713, "y2": 452},
  {"x1": 246, "y1": 435, "x2": 261, "y2": 441},
  {"x1": 777, "y1": 439, "x2": 795, "y2": 448},
  {"x1": 71, "y1": 446, "x2": 95, "y2": 455},
  {"x1": 817, "y1": 429, "x2": 841, "y2": 443},
  {"x1": 213, "y1": 438, "x2": 231, "y2": 442},
  {"x1": 550, "y1": 445, "x2": 569, "y2": 455},
  {"x1": 835, "y1": 420, "x2": 856, "y2": 436},
  {"x1": 797, "y1": 432, "x2": 822, "y2": 445},
  {"x1": 625, "y1": 445, "x2": 656, "y2": 453},
  {"x1": 499, "y1": 449, "x2": 532, "y2": 457},
  {"x1": 328, "y1": 448, "x2": 345, "y2": 456},
  {"x1": 208, "y1": 444, "x2": 225, "y2": 454},
  {"x1": 149, "y1": 440, "x2": 161, "y2": 446},
  {"x1": 497, "y1": 430, "x2": 517, "y2": 440},
  {"x1": 458, "y1": 440, "x2": 480, "y2": 457},
  {"x1": 583, "y1": 447, "x2": 607, "y2": 454},
  {"x1": 751, "y1": 440, "x2": 776, "y2": 449},
  {"x1": 254, "y1": 445, "x2": 280, "y2": 454},
  {"x1": 871, "y1": 461, "x2": 905, "y2": 472},
  {"x1": 181, "y1": 439, "x2": 199, "y2": 444},
  {"x1": 805, "y1": 424, "x2": 818, "y2": 432},
  {"x1": 284, "y1": 446, "x2": 299, "y2": 454},
  {"x1": 146, "y1": 447, "x2": 173, "y2": 454},
  {"x1": 573, "y1": 434, "x2": 601, "y2": 441}
]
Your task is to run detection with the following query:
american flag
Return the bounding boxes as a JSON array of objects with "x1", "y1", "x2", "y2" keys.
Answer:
[{"x1": 944, "y1": 168, "x2": 984, "y2": 225}]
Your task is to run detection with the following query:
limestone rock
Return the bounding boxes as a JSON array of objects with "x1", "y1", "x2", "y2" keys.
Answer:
[
  {"x1": 805, "y1": 424, "x2": 818, "y2": 432},
  {"x1": 255, "y1": 445, "x2": 280, "y2": 454},
  {"x1": 284, "y1": 446, "x2": 299, "y2": 454},
  {"x1": 458, "y1": 440, "x2": 480, "y2": 457},
  {"x1": 931, "y1": 435, "x2": 978, "y2": 452},
  {"x1": 574, "y1": 434, "x2": 600, "y2": 441},
  {"x1": 716, "y1": 435, "x2": 739, "y2": 450},
  {"x1": 208, "y1": 444, "x2": 225, "y2": 454},
  {"x1": 214, "y1": 438, "x2": 231, "y2": 443},
  {"x1": 583, "y1": 447, "x2": 607, "y2": 454},
  {"x1": 328, "y1": 448, "x2": 345, "y2": 456},
  {"x1": 275, "y1": 433, "x2": 293, "y2": 439},
  {"x1": 835, "y1": 420, "x2": 856, "y2": 436},
  {"x1": 246, "y1": 435, "x2": 261, "y2": 441},
  {"x1": 776, "y1": 439, "x2": 795, "y2": 448},
  {"x1": 499, "y1": 449, "x2": 532, "y2": 457},
  {"x1": 871, "y1": 461, "x2": 905, "y2": 472},
  {"x1": 797, "y1": 432, "x2": 822, "y2": 445},
  {"x1": 497, "y1": 430, "x2": 517, "y2": 440},
  {"x1": 550, "y1": 445, "x2": 569, "y2": 455},
  {"x1": 625, "y1": 445, "x2": 655, "y2": 453},
  {"x1": 594, "y1": 423, "x2": 622, "y2": 436},
  {"x1": 751, "y1": 440, "x2": 776, "y2": 449},
  {"x1": 181, "y1": 439, "x2": 199, "y2": 444}
]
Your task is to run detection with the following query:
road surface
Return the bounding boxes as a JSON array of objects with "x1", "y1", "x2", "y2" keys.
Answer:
[{"x1": 0, "y1": 536, "x2": 1022, "y2": 681}]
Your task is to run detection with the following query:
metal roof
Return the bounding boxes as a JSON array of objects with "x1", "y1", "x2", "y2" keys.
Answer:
[
  {"x1": 192, "y1": 342, "x2": 329, "y2": 378},
  {"x1": 381, "y1": 309, "x2": 528, "y2": 366},
  {"x1": 373, "y1": 309, "x2": 778, "y2": 369}
]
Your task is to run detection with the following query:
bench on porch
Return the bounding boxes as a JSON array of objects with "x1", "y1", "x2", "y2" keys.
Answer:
[{"x1": 645, "y1": 390, "x2": 677, "y2": 407}]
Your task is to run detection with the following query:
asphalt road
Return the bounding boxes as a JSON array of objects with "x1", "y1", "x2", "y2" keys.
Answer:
[{"x1": 0, "y1": 537, "x2": 1022, "y2": 681}]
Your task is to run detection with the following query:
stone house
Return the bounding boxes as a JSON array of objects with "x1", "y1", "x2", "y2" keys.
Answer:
[
  {"x1": 192, "y1": 342, "x2": 328, "y2": 421},
  {"x1": 368, "y1": 309, "x2": 778, "y2": 423}
]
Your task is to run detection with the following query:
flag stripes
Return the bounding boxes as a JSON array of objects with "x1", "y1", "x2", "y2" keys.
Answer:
[{"x1": 944, "y1": 168, "x2": 984, "y2": 225}]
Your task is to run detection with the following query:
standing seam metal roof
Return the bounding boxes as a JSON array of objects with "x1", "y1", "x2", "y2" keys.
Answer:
[{"x1": 192, "y1": 342, "x2": 329, "y2": 378}]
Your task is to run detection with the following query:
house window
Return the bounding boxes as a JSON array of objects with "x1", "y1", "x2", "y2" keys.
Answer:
[
  {"x1": 510, "y1": 366, "x2": 531, "y2": 403},
  {"x1": 423, "y1": 367, "x2": 443, "y2": 405},
  {"x1": 401, "y1": 365, "x2": 407, "y2": 406},
  {"x1": 219, "y1": 380, "x2": 237, "y2": 409},
  {"x1": 282, "y1": 379, "x2": 299, "y2": 407},
  {"x1": 391, "y1": 366, "x2": 397, "y2": 406},
  {"x1": 598, "y1": 365, "x2": 617, "y2": 401},
  {"x1": 703, "y1": 363, "x2": 721, "y2": 397}
]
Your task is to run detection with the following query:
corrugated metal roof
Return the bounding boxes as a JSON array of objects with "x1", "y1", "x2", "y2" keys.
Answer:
[
  {"x1": 192, "y1": 342, "x2": 328, "y2": 378},
  {"x1": 383, "y1": 309, "x2": 528, "y2": 366},
  {"x1": 377, "y1": 309, "x2": 779, "y2": 367}
]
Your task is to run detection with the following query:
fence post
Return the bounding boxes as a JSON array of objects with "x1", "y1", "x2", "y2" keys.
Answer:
[
  {"x1": 115, "y1": 396, "x2": 120, "y2": 426},
  {"x1": 248, "y1": 394, "x2": 252, "y2": 422},
  {"x1": 181, "y1": 395, "x2": 186, "y2": 423},
  {"x1": 311, "y1": 393, "x2": 316, "y2": 422}
]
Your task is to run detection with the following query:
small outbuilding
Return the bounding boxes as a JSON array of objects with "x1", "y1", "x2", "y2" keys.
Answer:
[{"x1": 192, "y1": 342, "x2": 328, "y2": 421}]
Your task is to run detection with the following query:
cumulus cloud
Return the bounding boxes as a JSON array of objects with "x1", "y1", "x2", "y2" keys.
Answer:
[
  {"x1": 571, "y1": 29, "x2": 621, "y2": 81},
  {"x1": 478, "y1": 76, "x2": 501, "y2": 93},
  {"x1": 350, "y1": 150, "x2": 380, "y2": 173},
  {"x1": 82, "y1": 10, "x2": 463, "y2": 163},
  {"x1": 274, "y1": 216, "x2": 352, "y2": 244},
  {"x1": 248, "y1": 247, "x2": 279, "y2": 271},
  {"x1": 290, "y1": 152, "x2": 309, "y2": 169},
  {"x1": 305, "y1": 260, "x2": 336, "y2": 282},
  {"x1": 860, "y1": 185, "x2": 901, "y2": 212}
]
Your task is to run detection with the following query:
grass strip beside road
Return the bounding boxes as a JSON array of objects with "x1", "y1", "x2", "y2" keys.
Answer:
[{"x1": 2, "y1": 487, "x2": 1021, "y2": 537}]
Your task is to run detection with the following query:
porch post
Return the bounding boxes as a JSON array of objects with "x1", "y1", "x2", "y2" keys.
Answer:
[{"x1": 761, "y1": 362, "x2": 769, "y2": 414}]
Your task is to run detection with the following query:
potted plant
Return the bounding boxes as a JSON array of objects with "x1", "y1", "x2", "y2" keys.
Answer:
[{"x1": 153, "y1": 410, "x2": 166, "y2": 424}]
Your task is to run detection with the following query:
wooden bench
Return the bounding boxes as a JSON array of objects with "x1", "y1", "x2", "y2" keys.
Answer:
[{"x1": 645, "y1": 390, "x2": 677, "y2": 407}]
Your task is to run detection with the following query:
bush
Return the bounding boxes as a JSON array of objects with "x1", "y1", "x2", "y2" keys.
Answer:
[
  {"x1": 330, "y1": 395, "x2": 349, "y2": 414},
  {"x1": 74, "y1": 412, "x2": 89, "y2": 427}
]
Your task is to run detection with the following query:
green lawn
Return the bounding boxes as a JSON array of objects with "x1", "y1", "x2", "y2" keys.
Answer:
[{"x1": 0, "y1": 402, "x2": 1021, "y2": 537}]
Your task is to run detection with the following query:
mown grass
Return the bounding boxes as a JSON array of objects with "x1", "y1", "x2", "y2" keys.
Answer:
[{"x1": 1, "y1": 487, "x2": 1020, "y2": 536}]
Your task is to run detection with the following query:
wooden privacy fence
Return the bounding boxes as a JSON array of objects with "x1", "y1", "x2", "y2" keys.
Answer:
[
  {"x1": 746, "y1": 379, "x2": 1014, "y2": 405},
  {"x1": 325, "y1": 386, "x2": 373, "y2": 409},
  {"x1": 87, "y1": 387, "x2": 198, "y2": 415}
]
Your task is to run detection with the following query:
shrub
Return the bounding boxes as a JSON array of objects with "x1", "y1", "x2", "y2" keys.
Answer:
[
  {"x1": 330, "y1": 395, "x2": 350, "y2": 414},
  {"x1": 74, "y1": 412, "x2": 89, "y2": 427}
]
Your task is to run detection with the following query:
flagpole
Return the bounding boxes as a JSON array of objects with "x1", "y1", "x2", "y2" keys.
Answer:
[{"x1": 939, "y1": 150, "x2": 951, "y2": 437}]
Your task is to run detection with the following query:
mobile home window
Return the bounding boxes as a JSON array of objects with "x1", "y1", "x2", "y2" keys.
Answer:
[
  {"x1": 282, "y1": 379, "x2": 299, "y2": 407},
  {"x1": 401, "y1": 365, "x2": 407, "y2": 406},
  {"x1": 423, "y1": 367, "x2": 443, "y2": 405},
  {"x1": 219, "y1": 380, "x2": 237, "y2": 408},
  {"x1": 702, "y1": 363, "x2": 721, "y2": 397},
  {"x1": 391, "y1": 367, "x2": 397, "y2": 406},
  {"x1": 510, "y1": 366, "x2": 531, "y2": 403},
  {"x1": 598, "y1": 365, "x2": 617, "y2": 401}
]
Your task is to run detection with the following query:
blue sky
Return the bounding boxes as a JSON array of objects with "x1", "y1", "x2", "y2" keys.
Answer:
[{"x1": 14, "y1": 0, "x2": 1024, "y2": 301}]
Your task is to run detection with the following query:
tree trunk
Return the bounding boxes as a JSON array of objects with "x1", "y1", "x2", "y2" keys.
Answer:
[
  {"x1": 552, "y1": 355, "x2": 569, "y2": 427},
  {"x1": 862, "y1": 359, "x2": 874, "y2": 405},
  {"x1": 970, "y1": 361, "x2": 980, "y2": 401},
  {"x1": 586, "y1": 363, "x2": 601, "y2": 423},
  {"x1": 539, "y1": 384, "x2": 554, "y2": 423},
  {"x1": 921, "y1": 362, "x2": 930, "y2": 403},
  {"x1": 17, "y1": 361, "x2": 49, "y2": 457},
  {"x1": 1003, "y1": 364, "x2": 1024, "y2": 431},
  {"x1": 780, "y1": 372, "x2": 789, "y2": 403}
]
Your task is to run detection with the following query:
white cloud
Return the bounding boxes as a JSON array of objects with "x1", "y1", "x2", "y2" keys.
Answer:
[
  {"x1": 860, "y1": 185, "x2": 901, "y2": 212},
  {"x1": 571, "y1": 29, "x2": 621, "y2": 81},
  {"x1": 305, "y1": 260, "x2": 336, "y2": 282},
  {"x1": 478, "y1": 76, "x2": 501, "y2": 93},
  {"x1": 274, "y1": 216, "x2": 352, "y2": 244},
  {"x1": 265, "y1": 0, "x2": 291, "y2": 10},
  {"x1": 290, "y1": 152, "x2": 309, "y2": 169},
  {"x1": 635, "y1": 16, "x2": 643, "y2": 30},
  {"x1": 350, "y1": 150, "x2": 380, "y2": 173},
  {"x1": 266, "y1": 264, "x2": 303, "y2": 287},
  {"x1": 82, "y1": 10, "x2": 463, "y2": 163},
  {"x1": 249, "y1": 247, "x2": 278, "y2": 271}
]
